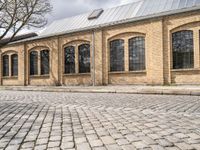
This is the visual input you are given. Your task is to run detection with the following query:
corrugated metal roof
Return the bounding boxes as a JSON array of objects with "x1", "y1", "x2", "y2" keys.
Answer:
[
  {"x1": 10, "y1": 0, "x2": 200, "y2": 44},
  {"x1": 39, "y1": 0, "x2": 200, "y2": 37}
]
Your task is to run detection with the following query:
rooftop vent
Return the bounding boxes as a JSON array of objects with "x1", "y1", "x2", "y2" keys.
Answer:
[{"x1": 88, "y1": 8, "x2": 104, "y2": 20}]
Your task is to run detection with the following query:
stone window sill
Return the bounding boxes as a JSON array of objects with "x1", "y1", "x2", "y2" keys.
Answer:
[
  {"x1": 171, "y1": 68, "x2": 200, "y2": 72},
  {"x1": 109, "y1": 70, "x2": 146, "y2": 75},
  {"x1": 63, "y1": 73, "x2": 91, "y2": 76},
  {"x1": 30, "y1": 75, "x2": 50, "y2": 79},
  {"x1": 2, "y1": 76, "x2": 18, "y2": 79}
]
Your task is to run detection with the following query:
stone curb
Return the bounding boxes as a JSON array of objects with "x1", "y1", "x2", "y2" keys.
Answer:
[{"x1": 1, "y1": 87, "x2": 200, "y2": 96}]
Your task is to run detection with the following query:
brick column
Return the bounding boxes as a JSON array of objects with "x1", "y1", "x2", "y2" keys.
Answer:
[
  {"x1": 93, "y1": 30, "x2": 103, "y2": 85},
  {"x1": 147, "y1": 19, "x2": 164, "y2": 85},
  {"x1": 193, "y1": 28, "x2": 200, "y2": 69},
  {"x1": 124, "y1": 38, "x2": 129, "y2": 72},
  {"x1": 19, "y1": 46, "x2": 26, "y2": 86}
]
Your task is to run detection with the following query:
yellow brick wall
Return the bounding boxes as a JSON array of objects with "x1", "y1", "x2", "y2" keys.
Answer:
[
  {"x1": 163, "y1": 11, "x2": 200, "y2": 85},
  {"x1": 0, "y1": 11, "x2": 200, "y2": 86}
]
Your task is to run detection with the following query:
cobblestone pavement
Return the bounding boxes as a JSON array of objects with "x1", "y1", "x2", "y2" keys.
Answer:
[{"x1": 0, "y1": 91, "x2": 199, "y2": 150}]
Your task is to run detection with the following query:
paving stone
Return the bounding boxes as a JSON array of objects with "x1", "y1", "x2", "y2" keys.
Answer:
[
  {"x1": 48, "y1": 141, "x2": 60, "y2": 148},
  {"x1": 90, "y1": 139, "x2": 103, "y2": 147},
  {"x1": 156, "y1": 139, "x2": 174, "y2": 147},
  {"x1": 165, "y1": 147, "x2": 181, "y2": 150},
  {"x1": 5, "y1": 145, "x2": 20, "y2": 150},
  {"x1": 141, "y1": 136, "x2": 156, "y2": 145},
  {"x1": 0, "y1": 91, "x2": 199, "y2": 150},
  {"x1": 132, "y1": 141, "x2": 149, "y2": 149},
  {"x1": 174, "y1": 133, "x2": 189, "y2": 139},
  {"x1": 93, "y1": 147, "x2": 107, "y2": 150},
  {"x1": 116, "y1": 138, "x2": 129, "y2": 145},
  {"x1": 175, "y1": 142, "x2": 195, "y2": 150},
  {"x1": 121, "y1": 144, "x2": 136, "y2": 150},
  {"x1": 61, "y1": 142, "x2": 74, "y2": 149},
  {"x1": 34, "y1": 145, "x2": 47, "y2": 150},
  {"x1": 22, "y1": 142, "x2": 34, "y2": 149},
  {"x1": 150, "y1": 145, "x2": 165, "y2": 150},
  {"x1": 125, "y1": 134, "x2": 140, "y2": 142},
  {"x1": 147, "y1": 134, "x2": 162, "y2": 140},
  {"x1": 101, "y1": 136, "x2": 116, "y2": 145},
  {"x1": 105, "y1": 144, "x2": 121, "y2": 150},
  {"x1": 76, "y1": 143, "x2": 91, "y2": 150},
  {"x1": 187, "y1": 133, "x2": 200, "y2": 140}
]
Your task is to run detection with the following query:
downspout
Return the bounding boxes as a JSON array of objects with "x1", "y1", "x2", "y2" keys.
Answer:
[{"x1": 92, "y1": 30, "x2": 95, "y2": 86}]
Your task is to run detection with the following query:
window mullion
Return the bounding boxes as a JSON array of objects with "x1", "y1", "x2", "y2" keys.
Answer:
[
  {"x1": 38, "y1": 51, "x2": 41, "y2": 75},
  {"x1": 75, "y1": 45, "x2": 79, "y2": 74},
  {"x1": 9, "y1": 55, "x2": 11, "y2": 77}
]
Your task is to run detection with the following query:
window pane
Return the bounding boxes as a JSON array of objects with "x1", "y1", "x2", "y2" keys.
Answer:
[
  {"x1": 30, "y1": 51, "x2": 38, "y2": 75},
  {"x1": 110, "y1": 39, "x2": 124, "y2": 72},
  {"x1": 172, "y1": 30, "x2": 194, "y2": 69},
  {"x1": 3, "y1": 55, "x2": 9, "y2": 76},
  {"x1": 11, "y1": 54, "x2": 18, "y2": 76},
  {"x1": 41, "y1": 50, "x2": 49, "y2": 75},
  {"x1": 129, "y1": 37, "x2": 146, "y2": 71},
  {"x1": 64, "y1": 46, "x2": 75, "y2": 74},
  {"x1": 78, "y1": 44, "x2": 90, "y2": 73}
]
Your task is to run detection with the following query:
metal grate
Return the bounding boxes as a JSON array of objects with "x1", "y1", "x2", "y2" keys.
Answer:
[{"x1": 88, "y1": 8, "x2": 104, "y2": 20}]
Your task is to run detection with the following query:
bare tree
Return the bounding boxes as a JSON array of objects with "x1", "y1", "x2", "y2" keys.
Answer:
[{"x1": 0, "y1": 0, "x2": 52, "y2": 48}]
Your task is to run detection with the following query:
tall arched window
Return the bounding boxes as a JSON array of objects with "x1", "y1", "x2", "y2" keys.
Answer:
[
  {"x1": 172, "y1": 30, "x2": 194, "y2": 69},
  {"x1": 11, "y1": 54, "x2": 18, "y2": 76},
  {"x1": 129, "y1": 37, "x2": 146, "y2": 71},
  {"x1": 110, "y1": 39, "x2": 124, "y2": 72},
  {"x1": 78, "y1": 44, "x2": 90, "y2": 73},
  {"x1": 41, "y1": 50, "x2": 49, "y2": 75},
  {"x1": 64, "y1": 46, "x2": 75, "y2": 74},
  {"x1": 30, "y1": 51, "x2": 38, "y2": 75},
  {"x1": 3, "y1": 55, "x2": 9, "y2": 76}
]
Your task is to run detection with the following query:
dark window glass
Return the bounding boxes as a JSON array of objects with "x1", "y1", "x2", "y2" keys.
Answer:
[
  {"x1": 129, "y1": 37, "x2": 146, "y2": 71},
  {"x1": 3, "y1": 55, "x2": 9, "y2": 76},
  {"x1": 172, "y1": 30, "x2": 194, "y2": 69},
  {"x1": 30, "y1": 51, "x2": 38, "y2": 75},
  {"x1": 110, "y1": 39, "x2": 124, "y2": 72},
  {"x1": 41, "y1": 50, "x2": 49, "y2": 75},
  {"x1": 78, "y1": 44, "x2": 90, "y2": 73},
  {"x1": 11, "y1": 54, "x2": 18, "y2": 76},
  {"x1": 64, "y1": 46, "x2": 75, "y2": 74}
]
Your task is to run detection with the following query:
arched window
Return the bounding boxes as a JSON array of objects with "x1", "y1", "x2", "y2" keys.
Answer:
[
  {"x1": 78, "y1": 44, "x2": 90, "y2": 73},
  {"x1": 110, "y1": 39, "x2": 124, "y2": 72},
  {"x1": 41, "y1": 50, "x2": 49, "y2": 75},
  {"x1": 129, "y1": 37, "x2": 146, "y2": 71},
  {"x1": 3, "y1": 55, "x2": 9, "y2": 76},
  {"x1": 30, "y1": 51, "x2": 38, "y2": 75},
  {"x1": 11, "y1": 54, "x2": 18, "y2": 76},
  {"x1": 64, "y1": 46, "x2": 75, "y2": 74},
  {"x1": 172, "y1": 30, "x2": 194, "y2": 69}
]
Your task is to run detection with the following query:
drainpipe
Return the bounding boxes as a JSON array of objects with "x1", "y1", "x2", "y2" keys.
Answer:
[{"x1": 92, "y1": 30, "x2": 95, "y2": 86}]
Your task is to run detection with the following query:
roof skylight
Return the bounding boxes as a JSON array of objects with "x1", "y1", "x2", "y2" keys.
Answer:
[{"x1": 88, "y1": 8, "x2": 104, "y2": 20}]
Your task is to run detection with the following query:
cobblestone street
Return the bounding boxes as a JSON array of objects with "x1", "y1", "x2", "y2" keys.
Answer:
[{"x1": 0, "y1": 91, "x2": 199, "y2": 150}]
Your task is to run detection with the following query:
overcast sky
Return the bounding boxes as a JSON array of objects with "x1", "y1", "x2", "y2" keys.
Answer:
[{"x1": 48, "y1": 0, "x2": 138, "y2": 24}]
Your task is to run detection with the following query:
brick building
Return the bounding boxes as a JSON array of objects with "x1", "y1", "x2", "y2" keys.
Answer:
[{"x1": 1, "y1": 0, "x2": 200, "y2": 86}]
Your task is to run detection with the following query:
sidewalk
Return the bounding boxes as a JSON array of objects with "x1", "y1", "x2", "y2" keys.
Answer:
[{"x1": 1, "y1": 85, "x2": 200, "y2": 96}]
